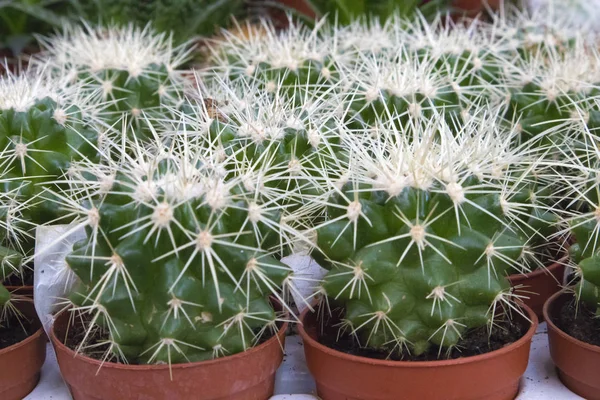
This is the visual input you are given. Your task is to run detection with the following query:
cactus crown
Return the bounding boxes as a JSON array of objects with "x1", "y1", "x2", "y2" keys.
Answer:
[{"x1": 35, "y1": 23, "x2": 193, "y2": 140}]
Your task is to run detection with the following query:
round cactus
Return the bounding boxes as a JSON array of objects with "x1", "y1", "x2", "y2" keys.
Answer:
[
  {"x1": 34, "y1": 23, "x2": 193, "y2": 142},
  {"x1": 300, "y1": 106, "x2": 548, "y2": 357},
  {"x1": 53, "y1": 125, "x2": 304, "y2": 365},
  {"x1": 0, "y1": 66, "x2": 99, "y2": 234}
]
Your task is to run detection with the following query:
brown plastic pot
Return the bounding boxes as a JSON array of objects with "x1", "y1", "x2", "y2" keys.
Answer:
[
  {"x1": 544, "y1": 290, "x2": 600, "y2": 400},
  {"x1": 0, "y1": 301, "x2": 47, "y2": 400},
  {"x1": 508, "y1": 261, "x2": 566, "y2": 320},
  {"x1": 299, "y1": 303, "x2": 538, "y2": 400},
  {"x1": 50, "y1": 302, "x2": 289, "y2": 400}
]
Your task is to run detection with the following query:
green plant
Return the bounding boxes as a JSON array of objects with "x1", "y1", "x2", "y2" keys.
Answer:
[
  {"x1": 0, "y1": 181, "x2": 31, "y2": 325},
  {"x1": 298, "y1": 0, "x2": 451, "y2": 25},
  {"x1": 0, "y1": 0, "x2": 71, "y2": 55},
  {"x1": 302, "y1": 106, "x2": 549, "y2": 357},
  {"x1": 0, "y1": 66, "x2": 99, "y2": 266},
  {"x1": 556, "y1": 122, "x2": 600, "y2": 315},
  {"x1": 51, "y1": 118, "x2": 308, "y2": 366},
  {"x1": 34, "y1": 23, "x2": 193, "y2": 142},
  {"x1": 66, "y1": 0, "x2": 247, "y2": 44}
]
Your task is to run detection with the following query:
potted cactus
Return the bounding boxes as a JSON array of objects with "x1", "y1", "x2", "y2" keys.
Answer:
[
  {"x1": 0, "y1": 188, "x2": 46, "y2": 400},
  {"x1": 296, "y1": 106, "x2": 540, "y2": 400},
  {"x1": 46, "y1": 112, "x2": 299, "y2": 399},
  {"x1": 0, "y1": 65, "x2": 99, "y2": 293},
  {"x1": 543, "y1": 122, "x2": 600, "y2": 400}
]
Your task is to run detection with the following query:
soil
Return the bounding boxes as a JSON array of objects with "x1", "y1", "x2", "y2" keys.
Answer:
[
  {"x1": 64, "y1": 312, "x2": 276, "y2": 364},
  {"x1": 0, "y1": 312, "x2": 36, "y2": 350},
  {"x1": 2, "y1": 265, "x2": 34, "y2": 287},
  {"x1": 318, "y1": 316, "x2": 527, "y2": 362},
  {"x1": 556, "y1": 300, "x2": 600, "y2": 347}
]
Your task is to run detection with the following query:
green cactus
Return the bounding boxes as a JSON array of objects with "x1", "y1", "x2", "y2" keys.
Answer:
[
  {"x1": 558, "y1": 127, "x2": 600, "y2": 315},
  {"x1": 54, "y1": 125, "x2": 301, "y2": 365},
  {"x1": 0, "y1": 66, "x2": 99, "y2": 266},
  {"x1": 35, "y1": 23, "x2": 192, "y2": 142},
  {"x1": 302, "y1": 107, "x2": 545, "y2": 357},
  {"x1": 0, "y1": 183, "x2": 30, "y2": 325}
]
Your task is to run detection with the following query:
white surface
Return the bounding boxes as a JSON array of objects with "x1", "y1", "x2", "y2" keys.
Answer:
[
  {"x1": 24, "y1": 324, "x2": 583, "y2": 400},
  {"x1": 516, "y1": 323, "x2": 583, "y2": 400},
  {"x1": 25, "y1": 343, "x2": 71, "y2": 400}
]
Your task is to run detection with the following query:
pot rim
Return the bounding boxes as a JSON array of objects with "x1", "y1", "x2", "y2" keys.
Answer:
[
  {"x1": 543, "y1": 289, "x2": 600, "y2": 354},
  {"x1": 0, "y1": 307, "x2": 44, "y2": 357},
  {"x1": 298, "y1": 301, "x2": 538, "y2": 368},
  {"x1": 508, "y1": 259, "x2": 567, "y2": 282},
  {"x1": 50, "y1": 302, "x2": 289, "y2": 371}
]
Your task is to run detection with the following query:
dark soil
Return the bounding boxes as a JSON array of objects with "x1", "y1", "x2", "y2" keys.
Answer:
[
  {"x1": 0, "y1": 312, "x2": 36, "y2": 350},
  {"x1": 318, "y1": 317, "x2": 528, "y2": 362},
  {"x1": 556, "y1": 300, "x2": 600, "y2": 347},
  {"x1": 2, "y1": 265, "x2": 34, "y2": 287}
]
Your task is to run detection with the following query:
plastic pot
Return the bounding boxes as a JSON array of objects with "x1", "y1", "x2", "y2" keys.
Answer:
[
  {"x1": 299, "y1": 302, "x2": 537, "y2": 400},
  {"x1": 0, "y1": 301, "x2": 47, "y2": 400},
  {"x1": 508, "y1": 261, "x2": 566, "y2": 320},
  {"x1": 544, "y1": 291, "x2": 600, "y2": 400},
  {"x1": 50, "y1": 300, "x2": 289, "y2": 400}
]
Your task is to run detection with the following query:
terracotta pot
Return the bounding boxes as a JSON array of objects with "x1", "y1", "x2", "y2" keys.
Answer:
[
  {"x1": 544, "y1": 291, "x2": 600, "y2": 400},
  {"x1": 0, "y1": 302, "x2": 47, "y2": 400},
  {"x1": 299, "y1": 303, "x2": 538, "y2": 400},
  {"x1": 508, "y1": 261, "x2": 566, "y2": 320},
  {"x1": 50, "y1": 302, "x2": 289, "y2": 400}
]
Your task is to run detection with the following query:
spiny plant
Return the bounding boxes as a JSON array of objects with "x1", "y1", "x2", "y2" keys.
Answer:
[
  {"x1": 204, "y1": 18, "x2": 345, "y2": 98},
  {"x1": 490, "y1": 1, "x2": 596, "y2": 58},
  {"x1": 0, "y1": 176, "x2": 35, "y2": 327},
  {"x1": 553, "y1": 121, "x2": 600, "y2": 315},
  {"x1": 34, "y1": 23, "x2": 193, "y2": 141},
  {"x1": 172, "y1": 75, "x2": 347, "y2": 217},
  {"x1": 0, "y1": 65, "x2": 99, "y2": 238},
  {"x1": 301, "y1": 106, "x2": 552, "y2": 358},
  {"x1": 501, "y1": 39, "x2": 600, "y2": 146},
  {"x1": 50, "y1": 128, "x2": 308, "y2": 368}
]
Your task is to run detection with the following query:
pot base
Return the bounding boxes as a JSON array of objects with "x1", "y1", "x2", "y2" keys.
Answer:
[
  {"x1": 1, "y1": 373, "x2": 40, "y2": 400},
  {"x1": 557, "y1": 369, "x2": 600, "y2": 400},
  {"x1": 314, "y1": 382, "x2": 519, "y2": 400}
]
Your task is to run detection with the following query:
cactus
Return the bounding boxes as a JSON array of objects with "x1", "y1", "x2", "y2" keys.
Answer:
[
  {"x1": 0, "y1": 65, "x2": 99, "y2": 254},
  {"x1": 0, "y1": 179, "x2": 31, "y2": 325},
  {"x1": 52, "y1": 122, "x2": 305, "y2": 366},
  {"x1": 301, "y1": 106, "x2": 548, "y2": 357},
  {"x1": 34, "y1": 23, "x2": 193, "y2": 142},
  {"x1": 556, "y1": 123, "x2": 600, "y2": 315}
]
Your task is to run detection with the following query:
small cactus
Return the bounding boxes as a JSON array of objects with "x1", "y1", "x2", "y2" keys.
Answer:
[
  {"x1": 34, "y1": 23, "x2": 193, "y2": 141},
  {"x1": 0, "y1": 66, "x2": 99, "y2": 234},
  {"x1": 53, "y1": 126, "x2": 302, "y2": 366},
  {"x1": 301, "y1": 106, "x2": 548, "y2": 357}
]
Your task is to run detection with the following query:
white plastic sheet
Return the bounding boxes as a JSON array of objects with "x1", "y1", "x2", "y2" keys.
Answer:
[{"x1": 33, "y1": 224, "x2": 86, "y2": 336}]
